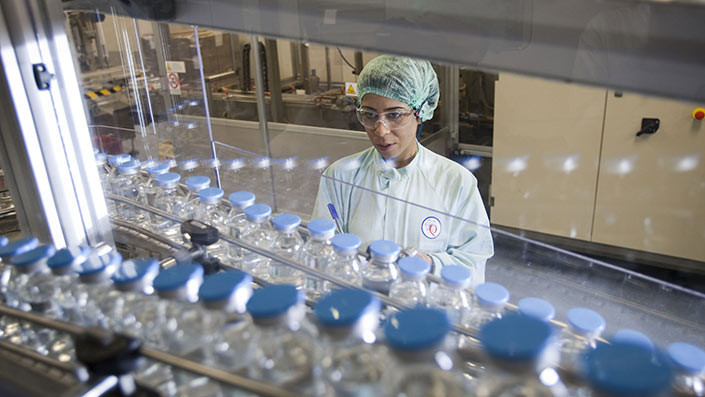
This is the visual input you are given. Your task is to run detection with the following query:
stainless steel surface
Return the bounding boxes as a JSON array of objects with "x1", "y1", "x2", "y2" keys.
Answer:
[{"x1": 0, "y1": 339, "x2": 88, "y2": 381}]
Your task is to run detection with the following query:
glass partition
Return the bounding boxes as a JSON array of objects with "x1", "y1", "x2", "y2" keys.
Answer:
[{"x1": 61, "y1": 5, "x2": 705, "y2": 351}]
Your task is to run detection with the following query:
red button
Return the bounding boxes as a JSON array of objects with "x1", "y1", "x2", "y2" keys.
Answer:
[{"x1": 694, "y1": 107, "x2": 705, "y2": 120}]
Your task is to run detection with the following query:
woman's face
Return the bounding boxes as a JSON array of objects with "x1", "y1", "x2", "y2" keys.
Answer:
[{"x1": 360, "y1": 93, "x2": 421, "y2": 168}]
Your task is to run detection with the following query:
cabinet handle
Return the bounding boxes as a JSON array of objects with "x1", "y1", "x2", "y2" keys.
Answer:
[{"x1": 636, "y1": 118, "x2": 660, "y2": 137}]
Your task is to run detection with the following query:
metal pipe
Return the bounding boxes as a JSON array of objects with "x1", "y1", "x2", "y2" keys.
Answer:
[
  {"x1": 325, "y1": 46, "x2": 331, "y2": 91},
  {"x1": 265, "y1": 38, "x2": 284, "y2": 123},
  {"x1": 300, "y1": 43, "x2": 310, "y2": 94},
  {"x1": 354, "y1": 51, "x2": 363, "y2": 75}
]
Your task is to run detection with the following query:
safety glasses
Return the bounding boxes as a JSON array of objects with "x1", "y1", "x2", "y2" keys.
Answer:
[{"x1": 356, "y1": 107, "x2": 417, "y2": 130}]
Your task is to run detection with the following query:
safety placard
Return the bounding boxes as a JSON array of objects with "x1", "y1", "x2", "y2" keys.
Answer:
[
  {"x1": 168, "y1": 72, "x2": 181, "y2": 95},
  {"x1": 345, "y1": 82, "x2": 358, "y2": 96},
  {"x1": 166, "y1": 61, "x2": 186, "y2": 73}
]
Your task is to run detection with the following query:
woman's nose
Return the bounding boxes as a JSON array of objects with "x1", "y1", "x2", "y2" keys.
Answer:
[{"x1": 373, "y1": 120, "x2": 390, "y2": 136}]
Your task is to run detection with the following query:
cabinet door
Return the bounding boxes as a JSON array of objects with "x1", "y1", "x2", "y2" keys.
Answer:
[
  {"x1": 492, "y1": 73, "x2": 606, "y2": 240},
  {"x1": 592, "y1": 93, "x2": 705, "y2": 261}
]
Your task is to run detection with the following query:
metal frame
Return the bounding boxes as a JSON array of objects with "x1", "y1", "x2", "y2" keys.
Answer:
[{"x1": 0, "y1": 0, "x2": 113, "y2": 248}]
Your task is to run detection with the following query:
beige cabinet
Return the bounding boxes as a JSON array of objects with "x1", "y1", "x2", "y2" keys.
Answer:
[
  {"x1": 492, "y1": 73, "x2": 606, "y2": 241},
  {"x1": 592, "y1": 93, "x2": 705, "y2": 262},
  {"x1": 492, "y1": 74, "x2": 705, "y2": 262}
]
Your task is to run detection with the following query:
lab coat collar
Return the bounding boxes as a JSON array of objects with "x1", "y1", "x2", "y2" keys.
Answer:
[{"x1": 376, "y1": 141, "x2": 422, "y2": 182}]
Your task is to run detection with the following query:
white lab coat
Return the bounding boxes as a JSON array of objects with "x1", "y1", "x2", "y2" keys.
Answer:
[{"x1": 312, "y1": 143, "x2": 494, "y2": 285}]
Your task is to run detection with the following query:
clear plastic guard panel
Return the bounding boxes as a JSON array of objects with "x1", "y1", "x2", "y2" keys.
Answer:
[{"x1": 65, "y1": 10, "x2": 705, "y2": 350}]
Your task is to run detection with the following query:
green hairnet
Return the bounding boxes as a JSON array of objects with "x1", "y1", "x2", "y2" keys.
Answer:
[{"x1": 357, "y1": 55, "x2": 439, "y2": 122}]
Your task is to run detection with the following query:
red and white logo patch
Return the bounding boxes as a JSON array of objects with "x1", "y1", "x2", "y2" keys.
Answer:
[{"x1": 421, "y1": 216, "x2": 441, "y2": 239}]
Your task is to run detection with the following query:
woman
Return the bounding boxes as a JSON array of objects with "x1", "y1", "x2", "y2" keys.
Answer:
[{"x1": 312, "y1": 55, "x2": 493, "y2": 284}]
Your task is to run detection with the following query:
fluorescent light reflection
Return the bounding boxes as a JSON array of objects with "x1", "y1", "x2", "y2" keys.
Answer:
[
  {"x1": 605, "y1": 156, "x2": 637, "y2": 175},
  {"x1": 505, "y1": 155, "x2": 529, "y2": 175}
]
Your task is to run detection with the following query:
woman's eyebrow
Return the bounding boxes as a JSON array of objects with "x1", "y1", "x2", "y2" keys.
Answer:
[{"x1": 361, "y1": 106, "x2": 408, "y2": 112}]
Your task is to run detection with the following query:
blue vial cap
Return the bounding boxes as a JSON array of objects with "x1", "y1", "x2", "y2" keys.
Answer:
[
  {"x1": 95, "y1": 153, "x2": 107, "y2": 164},
  {"x1": 47, "y1": 246, "x2": 91, "y2": 269},
  {"x1": 153, "y1": 263, "x2": 204, "y2": 292},
  {"x1": 108, "y1": 153, "x2": 131, "y2": 165},
  {"x1": 567, "y1": 307, "x2": 606, "y2": 335},
  {"x1": 584, "y1": 342, "x2": 673, "y2": 396},
  {"x1": 369, "y1": 240, "x2": 401, "y2": 260},
  {"x1": 117, "y1": 159, "x2": 140, "y2": 172},
  {"x1": 198, "y1": 270, "x2": 253, "y2": 302},
  {"x1": 112, "y1": 258, "x2": 159, "y2": 285},
  {"x1": 315, "y1": 288, "x2": 380, "y2": 328},
  {"x1": 440, "y1": 265, "x2": 472, "y2": 287},
  {"x1": 156, "y1": 172, "x2": 181, "y2": 185},
  {"x1": 612, "y1": 329, "x2": 654, "y2": 350},
  {"x1": 385, "y1": 307, "x2": 450, "y2": 351},
  {"x1": 184, "y1": 175, "x2": 210, "y2": 190},
  {"x1": 198, "y1": 187, "x2": 224, "y2": 201},
  {"x1": 10, "y1": 245, "x2": 55, "y2": 267},
  {"x1": 398, "y1": 256, "x2": 431, "y2": 277},
  {"x1": 0, "y1": 236, "x2": 7, "y2": 247},
  {"x1": 0, "y1": 237, "x2": 38, "y2": 258},
  {"x1": 244, "y1": 203, "x2": 272, "y2": 220},
  {"x1": 307, "y1": 219, "x2": 336, "y2": 236},
  {"x1": 146, "y1": 162, "x2": 170, "y2": 175},
  {"x1": 518, "y1": 297, "x2": 555, "y2": 322},
  {"x1": 272, "y1": 213, "x2": 301, "y2": 231},
  {"x1": 77, "y1": 251, "x2": 122, "y2": 276},
  {"x1": 246, "y1": 284, "x2": 303, "y2": 319},
  {"x1": 228, "y1": 191, "x2": 255, "y2": 208},
  {"x1": 480, "y1": 314, "x2": 553, "y2": 362},
  {"x1": 667, "y1": 342, "x2": 705, "y2": 373},
  {"x1": 331, "y1": 234, "x2": 361, "y2": 252}
]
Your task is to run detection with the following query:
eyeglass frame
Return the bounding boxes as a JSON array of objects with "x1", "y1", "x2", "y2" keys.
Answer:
[{"x1": 355, "y1": 106, "x2": 420, "y2": 130}]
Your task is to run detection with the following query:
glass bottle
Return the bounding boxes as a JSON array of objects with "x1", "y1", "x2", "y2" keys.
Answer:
[
  {"x1": 0, "y1": 237, "x2": 39, "y2": 298},
  {"x1": 115, "y1": 159, "x2": 145, "y2": 223},
  {"x1": 269, "y1": 213, "x2": 304, "y2": 286},
  {"x1": 239, "y1": 203, "x2": 276, "y2": 280},
  {"x1": 474, "y1": 314, "x2": 568, "y2": 397},
  {"x1": 301, "y1": 219, "x2": 336, "y2": 301},
  {"x1": 389, "y1": 255, "x2": 431, "y2": 307},
  {"x1": 314, "y1": 288, "x2": 389, "y2": 396},
  {"x1": 151, "y1": 172, "x2": 188, "y2": 238},
  {"x1": 193, "y1": 187, "x2": 228, "y2": 260},
  {"x1": 227, "y1": 191, "x2": 256, "y2": 262},
  {"x1": 324, "y1": 233, "x2": 362, "y2": 292},
  {"x1": 558, "y1": 307, "x2": 606, "y2": 381},
  {"x1": 152, "y1": 263, "x2": 223, "y2": 358},
  {"x1": 141, "y1": 161, "x2": 170, "y2": 210},
  {"x1": 384, "y1": 307, "x2": 470, "y2": 396},
  {"x1": 246, "y1": 284, "x2": 317, "y2": 390},
  {"x1": 361, "y1": 240, "x2": 400, "y2": 295},
  {"x1": 427, "y1": 264, "x2": 472, "y2": 324},
  {"x1": 183, "y1": 175, "x2": 211, "y2": 221},
  {"x1": 197, "y1": 270, "x2": 255, "y2": 373},
  {"x1": 667, "y1": 342, "x2": 705, "y2": 396}
]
